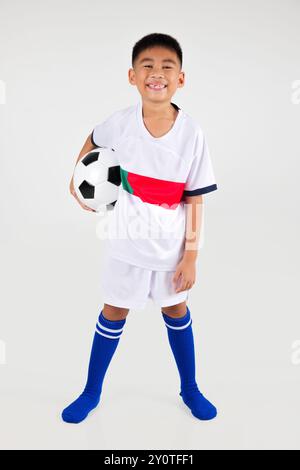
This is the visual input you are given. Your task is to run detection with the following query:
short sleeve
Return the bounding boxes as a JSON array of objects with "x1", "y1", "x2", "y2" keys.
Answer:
[
  {"x1": 91, "y1": 110, "x2": 120, "y2": 149},
  {"x1": 183, "y1": 130, "x2": 218, "y2": 197}
]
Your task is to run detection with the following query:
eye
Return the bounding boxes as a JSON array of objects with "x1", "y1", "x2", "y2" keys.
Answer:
[{"x1": 143, "y1": 65, "x2": 172, "y2": 69}]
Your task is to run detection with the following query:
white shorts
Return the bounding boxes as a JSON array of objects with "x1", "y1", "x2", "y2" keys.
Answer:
[{"x1": 99, "y1": 253, "x2": 190, "y2": 310}]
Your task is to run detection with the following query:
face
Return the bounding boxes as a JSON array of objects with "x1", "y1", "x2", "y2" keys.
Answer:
[{"x1": 128, "y1": 46, "x2": 185, "y2": 105}]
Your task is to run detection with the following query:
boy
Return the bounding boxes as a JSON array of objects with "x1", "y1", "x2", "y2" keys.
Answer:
[{"x1": 62, "y1": 33, "x2": 218, "y2": 423}]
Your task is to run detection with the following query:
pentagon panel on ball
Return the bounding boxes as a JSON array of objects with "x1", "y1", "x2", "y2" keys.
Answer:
[{"x1": 73, "y1": 147, "x2": 121, "y2": 212}]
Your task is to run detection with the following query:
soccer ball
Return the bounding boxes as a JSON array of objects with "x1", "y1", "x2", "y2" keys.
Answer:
[{"x1": 73, "y1": 147, "x2": 121, "y2": 212}]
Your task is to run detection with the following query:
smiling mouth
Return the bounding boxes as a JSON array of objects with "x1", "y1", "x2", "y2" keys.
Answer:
[{"x1": 146, "y1": 85, "x2": 167, "y2": 91}]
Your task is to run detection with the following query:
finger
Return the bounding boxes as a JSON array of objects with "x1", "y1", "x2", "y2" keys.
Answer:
[
  {"x1": 72, "y1": 191, "x2": 80, "y2": 202},
  {"x1": 180, "y1": 280, "x2": 189, "y2": 292},
  {"x1": 175, "y1": 277, "x2": 195, "y2": 293},
  {"x1": 79, "y1": 201, "x2": 94, "y2": 211},
  {"x1": 77, "y1": 198, "x2": 93, "y2": 211},
  {"x1": 181, "y1": 283, "x2": 188, "y2": 292},
  {"x1": 175, "y1": 277, "x2": 185, "y2": 293},
  {"x1": 173, "y1": 271, "x2": 181, "y2": 284},
  {"x1": 176, "y1": 286, "x2": 185, "y2": 293},
  {"x1": 70, "y1": 190, "x2": 93, "y2": 211},
  {"x1": 174, "y1": 277, "x2": 182, "y2": 291}
]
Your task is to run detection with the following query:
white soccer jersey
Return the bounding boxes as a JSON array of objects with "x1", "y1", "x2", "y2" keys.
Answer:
[{"x1": 92, "y1": 100, "x2": 218, "y2": 271}]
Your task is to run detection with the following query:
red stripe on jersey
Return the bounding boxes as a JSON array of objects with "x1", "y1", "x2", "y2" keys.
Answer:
[{"x1": 126, "y1": 170, "x2": 185, "y2": 209}]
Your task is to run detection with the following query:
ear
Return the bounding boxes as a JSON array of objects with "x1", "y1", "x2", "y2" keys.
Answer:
[
  {"x1": 128, "y1": 68, "x2": 136, "y2": 85},
  {"x1": 178, "y1": 70, "x2": 185, "y2": 87}
]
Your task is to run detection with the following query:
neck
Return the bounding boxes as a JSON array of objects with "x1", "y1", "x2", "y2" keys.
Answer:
[{"x1": 141, "y1": 100, "x2": 176, "y2": 119}]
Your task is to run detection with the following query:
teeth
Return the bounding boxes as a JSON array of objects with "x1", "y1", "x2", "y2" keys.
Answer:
[{"x1": 148, "y1": 84, "x2": 165, "y2": 89}]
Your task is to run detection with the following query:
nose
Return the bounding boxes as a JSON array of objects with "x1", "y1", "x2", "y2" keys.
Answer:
[
  {"x1": 149, "y1": 73, "x2": 164, "y2": 80},
  {"x1": 149, "y1": 66, "x2": 165, "y2": 77}
]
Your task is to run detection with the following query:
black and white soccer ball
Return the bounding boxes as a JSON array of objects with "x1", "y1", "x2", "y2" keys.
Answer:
[{"x1": 73, "y1": 147, "x2": 121, "y2": 212}]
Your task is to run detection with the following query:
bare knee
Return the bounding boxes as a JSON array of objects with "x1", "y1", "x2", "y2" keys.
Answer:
[
  {"x1": 161, "y1": 301, "x2": 187, "y2": 318},
  {"x1": 103, "y1": 303, "x2": 129, "y2": 320}
]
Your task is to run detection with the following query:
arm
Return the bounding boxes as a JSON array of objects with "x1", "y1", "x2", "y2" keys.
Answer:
[
  {"x1": 183, "y1": 194, "x2": 203, "y2": 261},
  {"x1": 173, "y1": 195, "x2": 203, "y2": 293},
  {"x1": 69, "y1": 133, "x2": 98, "y2": 212},
  {"x1": 73, "y1": 133, "x2": 97, "y2": 168}
]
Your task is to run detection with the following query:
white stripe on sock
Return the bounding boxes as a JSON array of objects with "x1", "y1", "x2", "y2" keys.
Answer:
[
  {"x1": 97, "y1": 321, "x2": 124, "y2": 334},
  {"x1": 95, "y1": 329, "x2": 123, "y2": 339},
  {"x1": 164, "y1": 318, "x2": 192, "y2": 330}
]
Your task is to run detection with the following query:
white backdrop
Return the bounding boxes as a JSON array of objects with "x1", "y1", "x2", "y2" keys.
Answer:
[{"x1": 0, "y1": 0, "x2": 299, "y2": 450}]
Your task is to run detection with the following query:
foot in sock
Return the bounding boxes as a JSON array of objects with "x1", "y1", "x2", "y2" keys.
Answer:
[
  {"x1": 162, "y1": 306, "x2": 217, "y2": 421},
  {"x1": 62, "y1": 393, "x2": 100, "y2": 423},
  {"x1": 61, "y1": 310, "x2": 126, "y2": 424},
  {"x1": 180, "y1": 386, "x2": 217, "y2": 421}
]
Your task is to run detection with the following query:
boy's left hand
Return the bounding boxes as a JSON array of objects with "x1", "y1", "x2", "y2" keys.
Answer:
[{"x1": 173, "y1": 257, "x2": 196, "y2": 293}]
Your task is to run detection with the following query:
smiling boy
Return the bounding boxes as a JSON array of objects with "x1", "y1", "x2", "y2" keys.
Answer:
[{"x1": 62, "y1": 33, "x2": 218, "y2": 423}]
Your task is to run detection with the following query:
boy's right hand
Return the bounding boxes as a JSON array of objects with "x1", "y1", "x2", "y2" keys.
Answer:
[{"x1": 69, "y1": 176, "x2": 96, "y2": 212}]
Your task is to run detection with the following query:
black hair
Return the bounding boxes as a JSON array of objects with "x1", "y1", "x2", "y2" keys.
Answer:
[{"x1": 132, "y1": 33, "x2": 183, "y2": 70}]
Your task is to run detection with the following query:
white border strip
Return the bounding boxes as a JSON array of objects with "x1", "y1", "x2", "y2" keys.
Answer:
[
  {"x1": 164, "y1": 318, "x2": 192, "y2": 330},
  {"x1": 95, "y1": 329, "x2": 123, "y2": 339},
  {"x1": 97, "y1": 321, "x2": 124, "y2": 334}
]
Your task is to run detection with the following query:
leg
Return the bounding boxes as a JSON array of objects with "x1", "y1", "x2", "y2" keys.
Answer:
[
  {"x1": 103, "y1": 303, "x2": 129, "y2": 320},
  {"x1": 61, "y1": 304, "x2": 129, "y2": 423},
  {"x1": 161, "y1": 301, "x2": 187, "y2": 318},
  {"x1": 161, "y1": 303, "x2": 217, "y2": 421}
]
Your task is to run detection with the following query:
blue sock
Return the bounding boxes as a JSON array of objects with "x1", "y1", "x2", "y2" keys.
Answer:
[
  {"x1": 62, "y1": 310, "x2": 126, "y2": 423},
  {"x1": 162, "y1": 306, "x2": 217, "y2": 421}
]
